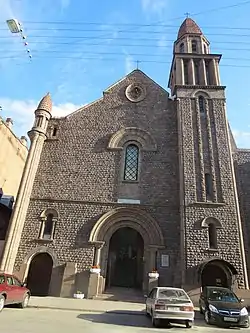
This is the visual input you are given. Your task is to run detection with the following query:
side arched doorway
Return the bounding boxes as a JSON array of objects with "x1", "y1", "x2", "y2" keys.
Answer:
[
  {"x1": 26, "y1": 253, "x2": 53, "y2": 296},
  {"x1": 200, "y1": 259, "x2": 237, "y2": 289},
  {"x1": 107, "y1": 227, "x2": 144, "y2": 289}
]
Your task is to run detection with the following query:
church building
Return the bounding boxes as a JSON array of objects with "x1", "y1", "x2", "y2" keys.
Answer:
[{"x1": 1, "y1": 18, "x2": 250, "y2": 298}]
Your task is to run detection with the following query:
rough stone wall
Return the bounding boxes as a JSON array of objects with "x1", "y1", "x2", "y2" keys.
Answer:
[
  {"x1": 177, "y1": 88, "x2": 246, "y2": 288},
  {"x1": 233, "y1": 150, "x2": 250, "y2": 281},
  {"x1": 15, "y1": 70, "x2": 181, "y2": 287}
]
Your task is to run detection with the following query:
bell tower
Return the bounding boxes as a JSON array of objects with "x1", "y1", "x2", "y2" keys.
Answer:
[
  {"x1": 0, "y1": 93, "x2": 52, "y2": 273},
  {"x1": 169, "y1": 18, "x2": 249, "y2": 289}
]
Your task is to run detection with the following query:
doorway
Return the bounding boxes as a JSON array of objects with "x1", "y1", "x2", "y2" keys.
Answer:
[
  {"x1": 107, "y1": 227, "x2": 144, "y2": 289},
  {"x1": 201, "y1": 262, "x2": 229, "y2": 288},
  {"x1": 26, "y1": 253, "x2": 53, "y2": 296}
]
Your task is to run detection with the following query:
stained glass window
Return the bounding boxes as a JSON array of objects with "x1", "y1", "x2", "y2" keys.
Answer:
[{"x1": 124, "y1": 144, "x2": 139, "y2": 181}]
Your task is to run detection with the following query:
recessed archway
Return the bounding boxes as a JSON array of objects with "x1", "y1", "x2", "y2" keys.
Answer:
[
  {"x1": 26, "y1": 253, "x2": 53, "y2": 296},
  {"x1": 200, "y1": 259, "x2": 237, "y2": 289},
  {"x1": 107, "y1": 227, "x2": 144, "y2": 289}
]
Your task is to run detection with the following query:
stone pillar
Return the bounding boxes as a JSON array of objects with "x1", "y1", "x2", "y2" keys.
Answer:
[
  {"x1": 87, "y1": 272, "x2": 100, "y2": 299},
  {"x1": 148, "y1": 273, "x2": 159, "y2": 294},
  {"x1": 60, "y1": 262, "x2": 77, "y2": 298},
  {"x1": 211, "y1": 59, "x2": 219, "y2": 86},
  {"x1": 188, "y1": 59, "x2": 195, "y2": 85},
  {"x1": 176, "y1": 58, "x2": 184, "y2": 85},
  {"x1": 93, "y1": 241, "x2": 104, "y2": 266},
  {"x1": 200, "y1": 59, "x2": 207, "y2": 85}
]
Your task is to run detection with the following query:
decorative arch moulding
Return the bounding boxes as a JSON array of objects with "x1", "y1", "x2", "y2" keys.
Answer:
[{"x1": 107, "y1": 127, "x2": 157, "y2": 152}]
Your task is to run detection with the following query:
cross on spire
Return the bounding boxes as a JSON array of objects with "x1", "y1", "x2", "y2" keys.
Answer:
[
  {"x1": 136, "y1": 60, "x2": 140, "y2": 69},
  {"x1": 184, "y1": 12, "x2": 190, "y2": 18}
]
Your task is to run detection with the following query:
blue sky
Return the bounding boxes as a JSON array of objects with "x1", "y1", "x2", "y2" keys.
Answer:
[{"x1": 0, "y1": 0, "x2": 250, "y2": 147}]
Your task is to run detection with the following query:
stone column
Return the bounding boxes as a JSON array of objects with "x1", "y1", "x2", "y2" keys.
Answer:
[
  {"x1": 211, "y1": 59, "x2": 219, "y2": 86},
  {"x1": 200, "y1": 59, "x2": 207, "y2": 86},
  {"x1": 176, "y1": 58, "x2": 185, "y2": 85},
  {"x1": 93, "y1": 241, "x2": 105, "y2": 266},
  {"x1": 188, "y1": 59, "x2": 195, "y2": 85}
]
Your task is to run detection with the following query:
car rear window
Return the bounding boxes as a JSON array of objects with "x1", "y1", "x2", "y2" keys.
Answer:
[
  {"x1": 158, "y1": 289, "x2": 189, "y2": 300},
  {"x1": 0, "y1": 275, "x2": 5, "y2": 284}
]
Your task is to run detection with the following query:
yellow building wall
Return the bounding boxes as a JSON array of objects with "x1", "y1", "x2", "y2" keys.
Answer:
[{"x1": 0, "y1": 119, "x2": 28, "y2": 198}]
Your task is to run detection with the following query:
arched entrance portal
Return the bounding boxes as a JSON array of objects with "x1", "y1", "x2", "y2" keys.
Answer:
[
  {"x1": 26, "y1": 253, "x2": 53, "y2": 296},
  {"x1": 107, "y1": 227, "x2": 144, "y2": 289},
  {"x1": 200, "y1": 260, "x2": 237, "y2": 289}
]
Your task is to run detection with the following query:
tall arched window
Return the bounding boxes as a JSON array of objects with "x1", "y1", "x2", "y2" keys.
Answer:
[
  {"x1": 192, "y1": 40, "x2": 197, "y2": 53},
  {"x1": 208, "y1": 223, "x2": 217, "y2": 249},
  {"x1": 180, "y1": 43, "x2": 184, "y2": 53},
  {"x1": 194, "y1": 61, "x2": 200, "y2": 85},
  {"x1": 39, "y1": 209, "x2": 58, "y2": 240},
  {"x1": 198, "y1": 96, "x2": 205, "y2": 113},
  {"x1": 124, "y1": 144, "x2": 139, "y2": 181}
]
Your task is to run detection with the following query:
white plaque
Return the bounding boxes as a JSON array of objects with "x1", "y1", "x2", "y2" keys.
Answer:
[
  {"x1": 161, "y1": 254, "x2": 169, "y2": 267},
  {"x1": 117, "y1": 198, "x2": 140, "y2": 204}
]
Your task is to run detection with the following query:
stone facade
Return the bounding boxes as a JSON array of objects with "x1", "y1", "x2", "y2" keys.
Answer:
[{"x1": 1, "y1": 18, "x2": 250, "y2": 298}]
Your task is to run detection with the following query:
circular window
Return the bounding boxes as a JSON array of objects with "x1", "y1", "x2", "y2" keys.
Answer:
[{"x1": 125, "y1": 83, "x2": 146, "y2": 102}]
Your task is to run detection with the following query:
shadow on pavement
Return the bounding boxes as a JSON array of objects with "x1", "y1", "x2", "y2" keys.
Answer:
[{"x1": 77, "y1": 310, "x2": 213, "y2": 329}]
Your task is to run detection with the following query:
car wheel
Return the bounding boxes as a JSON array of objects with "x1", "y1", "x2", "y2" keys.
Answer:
[
  {"x1": 0, "y1": 295, "x2": 4, "y2": 312},
  {"x1": 185, "y1": 320, "x2": 193, "y2": 328},
  {"x1": 204, "y1": 310, "x2": 211, "y2": 325},
  {"x1": 18, "y1": 293, "x2": 30, "y2": 309}
]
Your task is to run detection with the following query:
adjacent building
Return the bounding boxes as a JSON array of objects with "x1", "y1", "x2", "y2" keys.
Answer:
[{"x1": 1, "y1": 18, "x2": 250, "y2": 298}]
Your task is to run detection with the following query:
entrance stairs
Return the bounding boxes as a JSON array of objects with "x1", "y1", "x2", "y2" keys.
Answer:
[{"x1": 94, "y1": 287, "x2": 145, "y2": 303}]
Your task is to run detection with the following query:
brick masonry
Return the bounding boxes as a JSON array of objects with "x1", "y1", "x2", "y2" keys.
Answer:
[{"x1": 11, "y1": 70, "x2": 250, "y2": 294}]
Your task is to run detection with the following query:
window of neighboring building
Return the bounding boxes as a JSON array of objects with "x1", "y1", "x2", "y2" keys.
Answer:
[
  {"x1": 199, "y1": 96, "x2": 205, "y2": 113},
  {"x1": 180, "y1": 43, "x2": 185, "y2": 53},
  {"x1": 192, "y1": 40, "x2": 197, "y2": 53},
  {"x1": 208, "y1": 223, "x2": 217, "y2": 249},
  {"x1": 123, "y1": 144, "x2": 139, "y2": 181},
  {"x1": 205, "y1": 173, "x2": 213, "y2": 200},
  {"x1": 184, "y1": 60, "x2": 189, "y2": 85}
]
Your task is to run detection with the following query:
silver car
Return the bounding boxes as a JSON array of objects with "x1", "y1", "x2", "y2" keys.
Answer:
[{"x1": 145, "y1": 287, "x2": 195, "y2": 328}]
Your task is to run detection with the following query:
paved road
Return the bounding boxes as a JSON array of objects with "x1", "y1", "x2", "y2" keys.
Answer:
[{"x1": 0, "y1": 307, "x2": 246, "y2": 332}]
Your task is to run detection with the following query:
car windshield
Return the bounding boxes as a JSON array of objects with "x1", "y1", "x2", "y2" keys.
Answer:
[
  {"x1": 158, "y1": 289, "x2": 189, "y2": 300},
  {"x1": 207, "y1": 289, "x2": 238, "y2": 303}
]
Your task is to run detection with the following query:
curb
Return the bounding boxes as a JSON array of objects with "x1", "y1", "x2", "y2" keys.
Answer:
[
  {"x1": 27, "y1": 305, "x2": 145, "y2": 316},
  {"x1": 27, "y1": 305, "x2": 200, "y2": 315}
]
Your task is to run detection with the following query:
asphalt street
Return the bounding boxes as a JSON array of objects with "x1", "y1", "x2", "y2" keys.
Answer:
[{"x1": 0, "y1": 307, "x2": 248, "y2": 332}]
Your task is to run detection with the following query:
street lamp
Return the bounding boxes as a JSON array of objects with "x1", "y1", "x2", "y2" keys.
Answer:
[{"x1": 6, "y1": 19, "x2": 21, "y2": 33}]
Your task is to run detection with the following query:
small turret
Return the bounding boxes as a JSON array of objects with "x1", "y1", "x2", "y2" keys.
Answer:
[{"x1": 30, "y1": 93, "x2": 52, "y2": 137}]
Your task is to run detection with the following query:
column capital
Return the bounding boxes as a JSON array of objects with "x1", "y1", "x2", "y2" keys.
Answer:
[{"x1": 89, "y1": 241, "x2": 105, "y2": 249}]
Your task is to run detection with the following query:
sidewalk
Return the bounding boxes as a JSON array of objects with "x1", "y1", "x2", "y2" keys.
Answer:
[
  {"x1": 28, "y1": 296, "x2": 146, "y2": 315},
  {"x1": 28, "y1": 296, "x2": 200, "y2": 315}
]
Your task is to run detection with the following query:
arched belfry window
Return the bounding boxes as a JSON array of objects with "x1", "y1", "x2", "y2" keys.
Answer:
[
  {"x1": 199, "y1": 96, "x2": 205, "y2": 114},
  {"x1": 192, "y1": 40, "x2": 197, "y2": 53},
  {"x1": 123, "y1": 144, "x2": 139, "y2": 181},
  {"x1": 39, "y1": 209, "x2": 58, "y2": 240},
  {"x1": 180, "y1": 43, "x2": 184, "y2": 53}
]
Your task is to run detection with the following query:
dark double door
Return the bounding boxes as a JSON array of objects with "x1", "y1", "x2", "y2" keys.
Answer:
[{"x1": 107, "y1": 227, "x2": 144, "y2": 289}]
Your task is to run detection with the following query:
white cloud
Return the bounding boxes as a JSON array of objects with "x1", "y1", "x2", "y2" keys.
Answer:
[
  {"x1": 232, "y1": 130, "x2": 250, "y2": 149},
  {"x1": 0, "y1": 97, "x2": 81, "y2": 137},
  {"x1": 141, "y1": 0, "x2": 167, "y2": 15}
]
